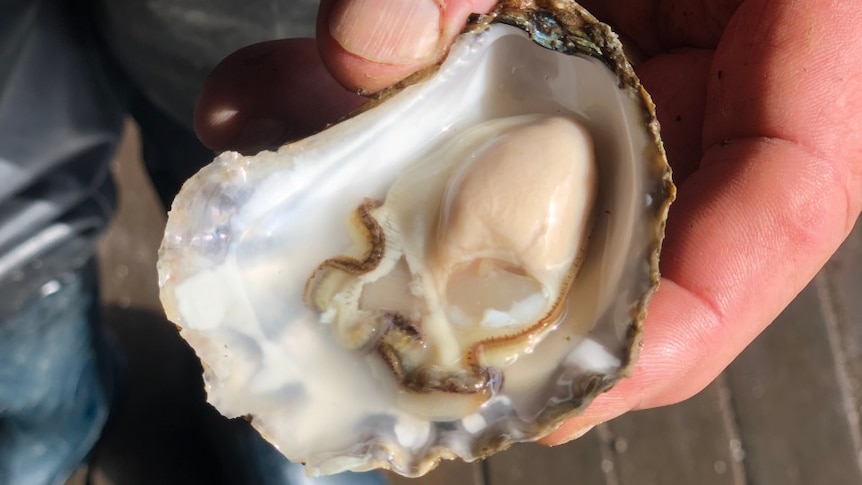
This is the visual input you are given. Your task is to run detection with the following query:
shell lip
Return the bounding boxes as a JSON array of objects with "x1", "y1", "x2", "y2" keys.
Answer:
[{"x1": 156, "y1": 1, "x2": 675, "y2": 477}]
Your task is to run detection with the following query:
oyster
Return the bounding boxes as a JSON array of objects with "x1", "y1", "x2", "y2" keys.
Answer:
[{"x1": 157, "y1": 0, "x2": 674, "y2": 478}]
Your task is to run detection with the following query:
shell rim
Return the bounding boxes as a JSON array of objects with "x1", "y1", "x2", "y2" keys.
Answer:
[
  {"x1": 158, "y1": 0, "x2": 676, "y2": 477},
  {"x1": 271, "y1": 0, "x2": 675, "y2": 475}
]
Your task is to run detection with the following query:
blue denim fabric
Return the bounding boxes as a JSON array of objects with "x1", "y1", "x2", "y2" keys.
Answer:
[
  {"x1": 0, "y1": 259, "x2": 112, "y2": 485},
  {"x1": 0, "y1": 2, "x2": 124, "y2": 483}
]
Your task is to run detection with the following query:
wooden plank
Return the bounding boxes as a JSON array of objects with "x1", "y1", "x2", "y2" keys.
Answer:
[
  {"x1": 485, "y1": 432, "x2": 607, "y2": 485},
  {"x1": 606, "y1": 379, "x2": 743, "y2": 485},
  {"x1": 818, "y1": 217, "x2": 862, "y2": 468},
  {"x1": 97, "y1": 120, "x2": 165, "y2": 312},
  {"x1": 821, "y1": 218, "x2": 862, "y2": 401},
  {"x1": 386, "y1": 460, "x2": 483, "y2": 485},
  {"x1": 823, "y1": 218, "x2": 862, "y2": 331},
  {"x1": 725, "y1": 281, "x2": 862, "y2": 484}
]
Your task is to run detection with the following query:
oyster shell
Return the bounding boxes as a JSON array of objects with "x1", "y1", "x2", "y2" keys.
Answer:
[{"x1": 157, "y1": 0, "x2": 674, "y2": 477}]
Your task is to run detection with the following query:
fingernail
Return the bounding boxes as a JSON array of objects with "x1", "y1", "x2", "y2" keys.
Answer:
[{"x1": 329, "y1": 0, "x2": 442, "y2": 65}]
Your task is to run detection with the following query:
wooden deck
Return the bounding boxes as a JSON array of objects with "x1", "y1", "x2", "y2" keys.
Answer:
[{"x1": 76, "y1": 122, "x2": 862, "y2": 484}]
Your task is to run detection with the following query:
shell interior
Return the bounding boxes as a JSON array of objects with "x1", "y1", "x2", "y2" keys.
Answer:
[{"x1": 158, "y1": 11, "x2": 672, "y2": 478}]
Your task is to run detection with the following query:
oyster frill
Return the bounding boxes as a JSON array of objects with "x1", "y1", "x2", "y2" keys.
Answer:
[{"x1": 157, "y1": 0, "x2": 674, "y2": 478}]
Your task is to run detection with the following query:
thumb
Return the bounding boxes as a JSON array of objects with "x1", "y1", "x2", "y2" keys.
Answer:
[{"x1": 317, "y1": 0, "x2": 496, "y2": 94}]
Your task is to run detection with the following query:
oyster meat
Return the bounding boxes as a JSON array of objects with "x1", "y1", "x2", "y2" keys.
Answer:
[{"x1": 158, "y1": 0, "x2": 674, "y2": 477}]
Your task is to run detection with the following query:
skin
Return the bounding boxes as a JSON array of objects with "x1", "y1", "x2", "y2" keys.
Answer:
[{"x1": 195, "y1": 0, "x2": 862, "y2": 444}]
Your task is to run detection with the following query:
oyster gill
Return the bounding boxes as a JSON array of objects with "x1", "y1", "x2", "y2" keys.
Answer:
[
  {"x1": 158, "y1": 0, "x2": 674, "y2": 477},
  {"x1": 305, "y1": 113, "x2": 597, "y2": 404}
]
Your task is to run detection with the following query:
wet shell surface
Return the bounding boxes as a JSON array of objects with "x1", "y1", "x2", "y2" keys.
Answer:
[{"x1": 157, "y1": 0, "x2": 674, "y2": 477}]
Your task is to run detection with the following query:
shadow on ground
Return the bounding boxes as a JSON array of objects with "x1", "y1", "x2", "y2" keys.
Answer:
[{"x1": 84, "y1": 306, "x2": 302, "y2": 485}]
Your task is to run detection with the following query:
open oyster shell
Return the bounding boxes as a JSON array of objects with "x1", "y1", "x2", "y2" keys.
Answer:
[{"x1": 158, "y1": 0, "x2": 674, "y2": 477}]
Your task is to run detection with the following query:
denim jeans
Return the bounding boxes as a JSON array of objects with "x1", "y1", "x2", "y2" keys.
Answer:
[
  {"x1": 0, "y1": 0, "x2": 121, "y2": 481},
  {"x1": 0, "y1": 259, "x2": 111, "y2": 485},
  {"x1": 0, "y1": 1, "x2": 385, "y2": 483}
]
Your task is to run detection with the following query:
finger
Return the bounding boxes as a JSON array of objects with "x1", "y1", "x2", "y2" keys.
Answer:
[
  {"x1": 655, "y1": 0, "x2": 744, "y2": 50},
  {"x1": 692, "y1": 0, "x2": 862, "y2": 308},
  {"x1": 705, "y1": 0, "x2": 862, "y2": 178},
  {"x1": 546, "y1": 139, "x2": 860, "y2": 444},
  {"x1": 636, "y1": 48, "x2": 713, "y2": 184},
  {"x1": 544, "y1": 0, "x2": 862, "y2": 445},
  {"x1": 194, "y1": 38, "x2": 366, "y2": 154},
  {"x1": 576, "y1": 0, "x2": 662, "y2": 54},
  {"x1": 578, "y1": 0, "x2": 743, "y2": 54},
  {"x1": 542, "y1": 279, "x2": 724, "y2": 444},
  {"x1": 317, "y1": 0, "x2": 496, "y2": 93}
]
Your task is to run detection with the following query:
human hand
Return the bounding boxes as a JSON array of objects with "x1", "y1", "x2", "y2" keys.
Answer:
[
  {"x1": 540, "y1": 0, "x2": 862, "y2": 443},
  {"x1": 194, "y1": 0, "x2": 497, "y2": 153},
  {"x1": 194, "y1": 0, "x2": 862, "y2": 444}
]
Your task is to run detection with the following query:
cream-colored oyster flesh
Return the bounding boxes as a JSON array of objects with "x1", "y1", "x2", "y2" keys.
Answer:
[
  {"x1": 158, "y1": 2, "x2": 673, "y2": 478},
  {"x1": 306, "y1": 114, "x2": 596, "y2": 402}
]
